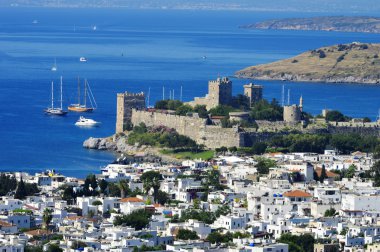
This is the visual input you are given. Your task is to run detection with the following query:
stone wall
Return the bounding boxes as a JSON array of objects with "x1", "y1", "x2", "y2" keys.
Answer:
[
  {"x1": 131, "y1": 110, "x2": 245, "y2": 148},
  {"x1": 130, "y1": 110, "x2": 380, "y2": 149}
]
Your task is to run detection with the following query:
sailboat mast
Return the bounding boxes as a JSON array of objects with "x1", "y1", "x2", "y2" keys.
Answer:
[
  {"x1": 77, "y1": 77, "x2": 81, "y2": 105},
  {"x1": 51, "y1": 81, "x2": 54, "y2": 109},
  {"x1": 84, "y1": 79, "x2": 87, "y2": 107},
  {"x1": 60, "y1": 76, "x2": 63, "y2": 110}
]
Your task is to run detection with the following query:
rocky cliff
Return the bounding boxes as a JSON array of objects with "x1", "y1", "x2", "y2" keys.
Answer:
[{"x1": 236, "y1": 43, "x2": 380, "y2": 84}]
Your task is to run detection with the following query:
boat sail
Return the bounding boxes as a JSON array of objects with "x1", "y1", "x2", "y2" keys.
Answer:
[
  {"x1": 45, "y1": 76, "x2": 68, "y2": 115},
  {"x1": 68, "y1": 78, "x2": 97, "y2": 112},
  {"x1": 51, "y1": 58, "x2": 57, "y2": 71}
]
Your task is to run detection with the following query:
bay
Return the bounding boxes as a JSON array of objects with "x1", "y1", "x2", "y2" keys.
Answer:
[{"x1": 0, "y1": 8, "x2": 379, "y2": 177}]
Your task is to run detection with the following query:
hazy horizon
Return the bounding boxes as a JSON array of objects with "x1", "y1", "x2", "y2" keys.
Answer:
[{"x1": 2, "y1": 0, "x2": 380, "y2": 13}]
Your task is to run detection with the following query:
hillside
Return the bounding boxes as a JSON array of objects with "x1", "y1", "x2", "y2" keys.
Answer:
[
  {"x1": 235, "y1": 43, "x2": 380, "y2": 84},
  {"x1": 242, "y1": 16, "x2": 380, "y2": 34}
]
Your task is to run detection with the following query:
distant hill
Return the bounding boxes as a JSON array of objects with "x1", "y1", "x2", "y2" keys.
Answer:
[
  {"x1": 242, "y1": 16, "x2": 380, "y2": 33},
  {"x1": 236, "y1": 43, "x2": 380, "y2": 84},
  {"x1": 3, "y1": 0, "x2": 380, "y2": 12}
]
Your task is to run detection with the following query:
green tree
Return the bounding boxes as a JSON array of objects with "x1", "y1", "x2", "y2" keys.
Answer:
[
  {"x1": 140, "y1": 171, "x2": 162, "y2": 203},
  {"x1": 15, "y1": 178, "x2": 27, "y2": 200},
  {"x1": 371, "y1": 160, "x2": 380, "y2": 187},
  {"x1": 278, "y1": 233, "x2": 315, "y2": 252},
  {"x1": 113, "y1": 209, "x2": 153, "y2": 230},
  {"x1": 42, "y1": 208, "x2": 53, "y2": 230},
  {"x1": 70, "y1": 241, "x2": 88, "y2": 250},
  {"x1": 176, "y1": 229, "x2": 199, "y2": 240},
  {"x1": 155, "y1": 100, "x2": 169, "y2": 109},
  {"x1": 251, "y1": 142, "x2": 268, "y2": 155},
  {"x1": 320, "y1": 164, "x2": 327, "y2": 183},
  {"x1": 206, "y1": 232, "x2": 233, "y2": 244},
  {"x1": 255, "y1": 157, "x2": 276, "y2": 174},
  {"x1": 250, "y1": 99, "x2": 283, "y2": 121},
  {"x1": 62, "y1": 186, "x2": 76, "y2": 204},
  {"x1": 98, "y1": 179, "x2": 108, "y2": 194},
  {"x1": 345, "y1": 164, "x2": 356, "y2": 178},
  {"x1": 209, "y1": 105, "x2": 235, "y2": 117},
  {"x1": 193, "y1": 105, "x2": 208, "y2": 118},
  {"x1": 325, "y1": 110, "x2": 349, "y2": 122},
  {"x1": 46, "y1": 244, "x2": 63, "y2": 252},
  {"x1": 175, "y1": 105, "x2": 193, "y2": 116},
  {"x1": 25, "y1": 246, "x2": 43, "y2": 252},
  {"x1": 324, "y1": 208, "x2": 336, "y2": 217},
  {"x1": 156, "y1": 190, "x2": 169, "y2": 205},
  {"x1": 92, "y1": 200, "x2": 102, "y2": 206},
  {"x1": 117, "y1": 179, "x2": 130, "y2": 198}
]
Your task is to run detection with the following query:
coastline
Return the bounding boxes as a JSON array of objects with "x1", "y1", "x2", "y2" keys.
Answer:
[{"x1": 234, "y1": 74, "x2": 380, "y2": 85}]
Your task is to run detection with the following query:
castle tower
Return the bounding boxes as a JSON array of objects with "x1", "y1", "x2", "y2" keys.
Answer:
[
  {"x1": 116, "y1": 92, "x2": 146, "y2": 133},
  {"x1": 299, "y1": 95, "x2": 303, "y2": 112},
  {"x1": 208, "y1": 77, "x2": 232, "y2": 109},
  {"x1": 283, "y1": 105, "x2": 301, "y2": 123},
  {"x1": 244, "y1": 83, "x2": 263, "y2": 106}
]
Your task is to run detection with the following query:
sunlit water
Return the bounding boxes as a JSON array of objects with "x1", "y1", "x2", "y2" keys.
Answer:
[{"x1": 0, "y1": 8, "x2": 379, "y2": 177}]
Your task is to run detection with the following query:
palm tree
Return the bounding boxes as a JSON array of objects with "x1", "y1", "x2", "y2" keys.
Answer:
[
  {"x1": 117, "y1": 179, "x2": 129, "y2": 198},
  {"x1": 42, "y1": 208, "x2": 53, "y2": 230},
  {"x1": 141, "y1": 171, "x2": 162, "y2": 203}
]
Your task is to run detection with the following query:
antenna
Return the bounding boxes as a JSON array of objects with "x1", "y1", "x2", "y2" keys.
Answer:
[
  {"x1": 281, "y1": 85, "x2": 285, "y2": 107},
  {"x1": 287, "y1": 89, "x2": 290, "y2": 105},
  {"x1": 51, "y1": 81, "x2": 54, "y2": 109},
  {"x1": 147, "y1": 87, "x2": 151, "y2": 108},
  {"x1": 180, "y1": 85, "x2": 183, "y2": 101},
  {"x1": 162, "y1": 86, "x2": 165, "y2": 100},
  {"x1": 60, "y1": 76, "x2": 63, "y2": 110}
]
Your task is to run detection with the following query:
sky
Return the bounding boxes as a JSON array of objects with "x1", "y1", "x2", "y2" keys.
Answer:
[{"x1": 2, "y1": 0, "x2": 380, "y2": 13}]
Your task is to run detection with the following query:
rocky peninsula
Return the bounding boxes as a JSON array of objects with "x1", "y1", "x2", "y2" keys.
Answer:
[
  {"x1": 83, "y1": 134, "x2": 182, "y2": 164},
  {"x1": 242, "y1": 16, "x2": 380, "y2": 34},
  {"x1": 236, "y1": 43, "x2": 380, "y2": 84}
]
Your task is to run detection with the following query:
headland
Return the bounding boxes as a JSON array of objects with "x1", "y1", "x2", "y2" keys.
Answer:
[
  {"x1": 236, "y1": 43, "x2": 380, "y2": 84},
  {"x1": 242, "y1": 16, "x2": 380, "y2": 34}
]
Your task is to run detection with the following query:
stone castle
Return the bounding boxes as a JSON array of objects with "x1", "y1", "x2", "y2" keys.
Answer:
[
  {"x1": 186, "y1": 77, "x2": 263, "y2": 110},
  {"x1": 115, "y1": 77, "x2": 380, "y2": 148},
  {"x1": 116, "y1": 92, "x2": 146, "y2": 133}
]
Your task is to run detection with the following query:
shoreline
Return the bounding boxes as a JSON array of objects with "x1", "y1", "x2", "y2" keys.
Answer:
[{"x1": 234, "y1": 75, "x2": 380, "y2": 85}]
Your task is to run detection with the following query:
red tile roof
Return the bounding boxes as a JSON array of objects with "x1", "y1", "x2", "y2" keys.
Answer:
[
  {"x1": 119, "y1": 197, "x2": 145, "y2": 203},
  {"x1": 283, "y1": 190, "x2": 312, "y2": 198},
  {"x1": 315, "y1": 168, "x2": 340, "y2": 178}
]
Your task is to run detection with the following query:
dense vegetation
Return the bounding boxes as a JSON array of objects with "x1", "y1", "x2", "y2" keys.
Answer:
[
  {"x1": 0, "y1": 175, "x2": 39, "y2": 199},
  {"x1": 277, "y1": 233, "x2": 315, "y2": 252},
  {"x1": 128, "y1": 123, "x2": 197, "y2": 149},
  {"x1": 267, "y1": 133, "x2": 379, "y2": 154},
  {"x1": 113, "y1": 209, "x2": 153, "y2": 230}
]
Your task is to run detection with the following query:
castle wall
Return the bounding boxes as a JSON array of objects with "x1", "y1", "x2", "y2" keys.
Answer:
[
  {"x1": 116, "y1": 92, "x2": 146, "y2": 133},
  {"x1": 131, "y1": 110, "x2": 245, "y2": 148},
  {"x1": 129, "y1": 110, "x2": 380, "y2": 149}
]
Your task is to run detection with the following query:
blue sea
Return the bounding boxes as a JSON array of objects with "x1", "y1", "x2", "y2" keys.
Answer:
[{"x1": 0, "y1": 8, "x2": 380, "y2": 177}]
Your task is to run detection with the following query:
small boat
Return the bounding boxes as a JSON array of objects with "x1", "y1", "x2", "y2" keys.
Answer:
[
  {"x1": 32, "y1": 20, "x2": 38, "y2": 24},
  {"x1": 45, "y1": 77, "x2": 68, "y2": 116},
  {"x1": 75, "y1": 116, "x2": 100, "y2": 127},
  {"x1": 93, "y1": 25, "x2": 97, "y2": 31},
  {"x1": 51, "y1": 58, "x2": 57, "y2": 71},
  {"x1": 68, "y1": 78, "x2": 97, "y2": 112},
  {"x1": 79, "y1": 57, "x2": 87, "y2": 62}
]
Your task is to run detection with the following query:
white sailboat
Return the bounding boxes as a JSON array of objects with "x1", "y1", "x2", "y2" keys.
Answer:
[
  {"x1": 45, "y1": 76, "x2": 68, "y2": 116},
  {"x1": 51, "y1": 58, "x2": 57, "y2": 71}
]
